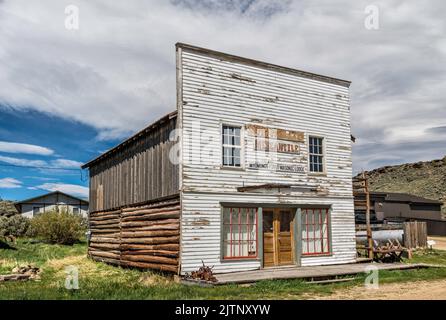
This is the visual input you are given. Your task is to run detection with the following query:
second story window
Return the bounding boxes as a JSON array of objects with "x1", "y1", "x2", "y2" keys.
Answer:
[
  {"x1": 309, "y1": 136, "x2": 324, "y2": 173},
  {"x1": 222, "y1": 125, "x2": 241, "y2": 167}
]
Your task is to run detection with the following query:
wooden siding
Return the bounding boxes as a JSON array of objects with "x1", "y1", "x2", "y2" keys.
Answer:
[
  {"x1": 89, "y1": 196, "x2": 180, "y2": 273},
  {"x1": 88, "y1": 117, "x2": 179, "y2": 212},
  {"x1": 177, "y1": 45, "x2": 356, "y2": 274}
]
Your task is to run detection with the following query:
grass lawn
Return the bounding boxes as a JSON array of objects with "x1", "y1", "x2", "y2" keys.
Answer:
[{"x1": 1, "y1": 239, "x2": 446, "y2": 300}]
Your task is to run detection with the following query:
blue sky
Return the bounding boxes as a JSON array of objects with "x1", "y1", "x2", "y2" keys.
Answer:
[
  {"x1": 0, "y1": 107, "x2": 119, "y2": 200},
  {"x1": 1, "y1": 0, "x2": 445, "y2": 200}
]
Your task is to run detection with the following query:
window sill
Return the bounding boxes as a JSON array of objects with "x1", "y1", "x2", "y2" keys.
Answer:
[
  {"x1": 220, "y1": 166, "x2": 245, "y2": 171},
  {"x1": 308, "y1": 172, "x2": 327, "y2": 177}
]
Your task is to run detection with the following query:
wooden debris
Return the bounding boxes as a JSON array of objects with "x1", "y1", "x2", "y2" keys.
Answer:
[
  {"x1": 184, "y1": 261, "x2": 217, "y2": 283},
  {"x1": 0, "y1": 265, "x2": 41, "y2": 282}
]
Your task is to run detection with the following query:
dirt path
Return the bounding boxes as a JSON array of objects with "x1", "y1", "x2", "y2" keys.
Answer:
[
  {"x1": 312, "y1": 279, "x2": 446, "y2": 300},
  {"x1": 429, "y1": 236, "x2": 446, "y2": 251}
]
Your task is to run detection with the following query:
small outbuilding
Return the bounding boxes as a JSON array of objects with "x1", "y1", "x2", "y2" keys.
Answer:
[
  {"x1": 354, "y1": 191, "x2": 445, "y2": 235},
  {"x1": 14, "y1": 191, "x2": 89, "y2": 218},
  {"x1": 82, "y1": 43, "x2": 356, "y2": 275}
]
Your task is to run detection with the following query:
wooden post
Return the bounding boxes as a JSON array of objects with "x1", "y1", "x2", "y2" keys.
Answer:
[{"x1": 363, "y1": 171, "x2": 374, "y2": 259}]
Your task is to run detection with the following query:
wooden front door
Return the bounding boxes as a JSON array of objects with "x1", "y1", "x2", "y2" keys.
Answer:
[{"x1": 263, "y1": 208, "x2": 294, "y2": 267}]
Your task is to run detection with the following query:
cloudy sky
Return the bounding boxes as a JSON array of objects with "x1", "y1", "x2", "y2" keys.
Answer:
[{"x1": 0, "y1": 0, "x2": 445, "y2": 200}]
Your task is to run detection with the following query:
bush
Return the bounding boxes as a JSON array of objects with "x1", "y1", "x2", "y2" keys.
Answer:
[
  {"x1": 0, "y1": 214, "x2": 30, "y2": 238},
  {"x1": 27, "y1": 209, "x2": 87, "y2": 245}
]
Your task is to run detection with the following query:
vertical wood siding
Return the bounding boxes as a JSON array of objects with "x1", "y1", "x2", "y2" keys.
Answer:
[
  {"x1": 88, "y1": 117, "x2": 179, "y2": 212},
  {"x1": 178, "y1": 46, "x2": 356, "y2": 274}
]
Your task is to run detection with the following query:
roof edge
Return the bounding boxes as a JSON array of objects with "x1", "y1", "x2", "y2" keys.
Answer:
[
  {"x1": 176, "y1": 42, "x2": 351, "y2": 88},
  {"x1": 82, "y1": 110, "x2": 177, "y2": 169},
  {"x1": 14, "y1": 190, "x2": 89, "y2": 205}
]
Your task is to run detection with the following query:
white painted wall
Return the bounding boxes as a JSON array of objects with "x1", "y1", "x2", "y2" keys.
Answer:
[
  {"x1": 178, "y1": 45, "x2": 356, "y2": 274},
  {"x1": 19, "y1": 193, "x2": 88, "y2": 218}
]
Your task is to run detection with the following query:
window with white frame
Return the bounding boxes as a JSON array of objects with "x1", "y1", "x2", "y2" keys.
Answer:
[
  {"x1": 222, "y1": 207, "x2": 258, "y2": 259},
  {"x1": 222, "y1": 125, "x2": 241, "y2": 167},
  {"x1": 73, "y1": 207, "x2": 80, "y2": 215},
  {"x1": 302, "y1": 208, "x2": 330, "y2": 255},
  {"x1": 309, "y1": 136, "x2": 324, "y2": 173}
]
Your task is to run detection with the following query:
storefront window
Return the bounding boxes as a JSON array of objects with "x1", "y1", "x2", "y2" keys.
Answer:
[
  {"x1": 302, "y1": 208, "x2": 330, "y2": 255},
  {"x1": 222, "y1": 207, "x2": 258, "y2": 259}
]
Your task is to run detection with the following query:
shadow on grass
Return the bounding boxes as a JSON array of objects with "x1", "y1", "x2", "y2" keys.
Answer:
[{"x1": 0, "y1": 240, "x2": 17, "y2": 250}]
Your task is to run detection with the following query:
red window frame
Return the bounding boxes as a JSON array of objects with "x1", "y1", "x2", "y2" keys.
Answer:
[
  {"x1": 302, "y1": 208, "x2": 330, "y2": 256},
  {"x1": 222, "y1": 207, "x2": 258, "y2": 260}
]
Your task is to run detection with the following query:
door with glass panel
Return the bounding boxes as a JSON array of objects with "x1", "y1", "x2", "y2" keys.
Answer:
[{"x1": 262, "y1": 208, "x2": 294, "y2": 267}]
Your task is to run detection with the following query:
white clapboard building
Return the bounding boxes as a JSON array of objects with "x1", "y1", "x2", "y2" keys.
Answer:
[
  {"x1": 15, "y1": 191, "x2": 89, "y2": 218},
  {"x1": 82, "y1": 43, "x2": 356, "y2": 275}
]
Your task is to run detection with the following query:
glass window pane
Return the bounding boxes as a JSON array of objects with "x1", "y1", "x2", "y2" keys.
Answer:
[
  {"x1": 263, "y1": 212, "x2": 273, "y2": 232},
  {"x1": 302, "y1": 208, "x2": 330, "y2": 255},
  {"x1": 280, "y1": 211, "x2": 292, "y2": 232},
  {"x1": 223, "y1": 207, "x2": 257, "y2": 259}
]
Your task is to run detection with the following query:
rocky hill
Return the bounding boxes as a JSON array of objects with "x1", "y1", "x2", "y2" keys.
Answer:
[{"x1": 359, "y1": 156, "x2": 446, "y2": 215}]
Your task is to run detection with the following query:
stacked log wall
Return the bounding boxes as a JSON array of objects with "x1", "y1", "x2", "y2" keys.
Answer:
[{"x1": 88, "y1": 196, "x2": 180, "y2": 273}]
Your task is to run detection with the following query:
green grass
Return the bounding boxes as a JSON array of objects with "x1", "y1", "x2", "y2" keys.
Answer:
[{"x1": 1, "y1": 239, "x2": 446, "y2": 300}]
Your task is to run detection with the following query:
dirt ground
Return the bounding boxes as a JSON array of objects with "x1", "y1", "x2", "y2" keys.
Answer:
[
  {"x1": 312, "y1": 278, "x2": 446, "y2": 300},
  {"x1": 428, "y1": 236, "x2": 446, "y2": 251}
]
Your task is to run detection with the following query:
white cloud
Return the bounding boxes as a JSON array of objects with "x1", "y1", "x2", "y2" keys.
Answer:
[
  {"x1": 0, "y1": 155, "x2": 47, "y2": 167},
  {"x1": 36, "y1": 182, "x2": 89, "y2": 199},
  {"x1": 0, "y1": 0, "x2": 445, "y2": 170},
  {"x1": 0, "y1": 177, "x2": 22, "y2": 188},
  {"x1": 0, "y1": 141, "x2": 54, "y2": 155},
  {"x1": 50, "y1": 159, "x2": 83, "y2": 168},
  {"x1": 0, "y1": 155, "x2": 82, "y2": 171}
]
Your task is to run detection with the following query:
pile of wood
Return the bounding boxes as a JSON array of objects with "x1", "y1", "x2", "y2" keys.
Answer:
[
  {"x1": 0, "y1": 265, "x2": 41, "y2": 282},
  {"x1": 373, "y1": 239, "x2": 408, "y2": 263},
  {"x1": 89, "y1": 197, "x2": 180, "y2": 273},
  {"x1": 185, "y1": 261, "x2": 217, "y2": 282}
]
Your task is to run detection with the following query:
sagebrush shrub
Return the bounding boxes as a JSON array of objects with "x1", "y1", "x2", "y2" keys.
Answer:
[
  {"x1": 0, "y1": 214, "x2": 30, "y2": 238},
  {"x1": 27, "y1": 209, "x2": 87, "y2": 245}
]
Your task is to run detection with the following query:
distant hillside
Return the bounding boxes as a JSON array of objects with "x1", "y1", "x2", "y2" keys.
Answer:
[
  {"x1": 359, "y1": 156, "x2": 446, "y2": 215},
  {"x1": 0, "y1": 200, "x2": 18, "y2": 217}
]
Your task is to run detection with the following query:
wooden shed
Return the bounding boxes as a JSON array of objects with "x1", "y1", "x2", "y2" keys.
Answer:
[{"x1": 82, "y1": 43, "x2": 356, "y2": 275}]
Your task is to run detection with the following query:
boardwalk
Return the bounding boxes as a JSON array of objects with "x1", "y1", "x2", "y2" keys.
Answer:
[{"x1": 214, "y1": 263, "x2": 433, "y2": 284}]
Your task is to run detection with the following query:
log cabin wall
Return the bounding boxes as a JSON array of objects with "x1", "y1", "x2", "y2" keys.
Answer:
[
  {"x1": 87, "y1": 114, "x2": 179, "y2": 212},
  {"x1": 83, "y1": 113, "x2": 181, "y2": 273},
  {"x1": 88, "y1": 196, "x2": 180, "y2": 273}
]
